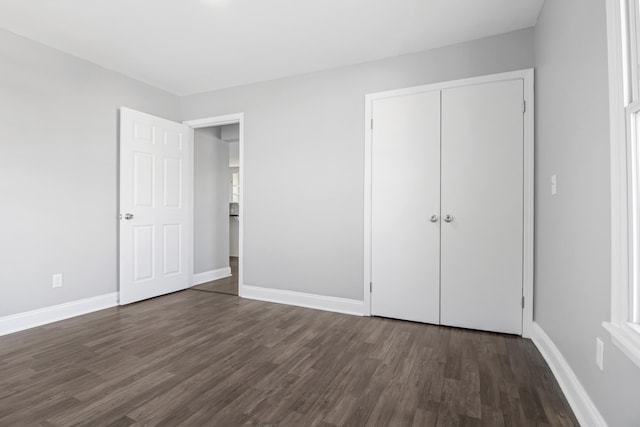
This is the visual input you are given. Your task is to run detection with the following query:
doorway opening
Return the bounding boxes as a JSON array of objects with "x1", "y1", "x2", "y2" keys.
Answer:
[{"x1": 183, "y1": 114, "x2": 244, "y2": 297}]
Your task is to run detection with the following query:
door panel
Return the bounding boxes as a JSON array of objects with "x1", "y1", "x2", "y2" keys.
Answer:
[
  {"x1": 120, "y1": 107, "x2": 190, "y2": 305},
  {"x1": 163, "y1": 224, "x2": 182, "y2": 275},
  {"x1": 133, "y1": 152, "x2": 154, "y2": 207},
  {"x1": 133, "y1": 225, "x2": 154, "y2": 281},
  {"x1": 440, "y1": 80, "x2": 524, "y2": 335},
  {"x1": 163, "y1": 157, "x2": 182, "y2": 207},
  {"x1": 371, "y1": 91, "x2": 441, "y2": 324}
]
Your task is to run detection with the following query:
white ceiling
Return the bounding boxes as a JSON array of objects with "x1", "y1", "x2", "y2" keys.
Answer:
[{"x1": 0, "y1": 0, "x2": 543, "y2": 96}]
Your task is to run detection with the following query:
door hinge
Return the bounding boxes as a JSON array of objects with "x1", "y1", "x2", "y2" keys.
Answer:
[
  {"x1": 523, "y1": 100, "x2": 526, "y2": 114},
  {"x1": 370, "y1": 118, "x2": 373, "y2": 130},
  {"x1": 522, "y1": 296, "x2": 525, "y2": 308},
  {"x1": 370, "y1": 281, "x2": 372, "y2": 292}
]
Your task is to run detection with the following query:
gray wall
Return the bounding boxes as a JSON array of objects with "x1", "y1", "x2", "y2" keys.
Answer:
[
  {"x1": 194, "y1": 127, "x2": 230, "y2": 274},
  {"x1": 180, "y1": 28, "x2": 535, "y2": 300},
  {"x1": 220, "y1": 124, "x2": 240, "y2": 143},
  {"x1": 534, "y1": 1, "x2": 640, "y2": 425},
  {"x1": 0, "y1": 29, "x2": 180, "y2": 317}
]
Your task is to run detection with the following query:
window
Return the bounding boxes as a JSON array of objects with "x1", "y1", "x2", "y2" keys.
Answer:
[
  {"x1": 629, "y1": 109, "x2": 640, "y2": 324},
  {"x1": 605, "y1": 0, "x2": 640, "y2": 368},
  {"x1": 231, "y1": 172, "x2": 240, "y2": 203}
]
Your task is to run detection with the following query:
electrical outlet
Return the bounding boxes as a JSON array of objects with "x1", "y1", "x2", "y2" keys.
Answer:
[
  {"x1": 52, "y1": 273, "x2": 63, "y2": 288},
  {"x1": 551, "y1": 174, "x2": 558, "y2": 195},
  {"x1": 596, "y1": 337, "x2": 604, "y2": 370}
]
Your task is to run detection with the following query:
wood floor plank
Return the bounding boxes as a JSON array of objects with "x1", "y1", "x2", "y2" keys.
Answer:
[{"x1": 0, "y1": 288, "x2": 579, "y2": 426}]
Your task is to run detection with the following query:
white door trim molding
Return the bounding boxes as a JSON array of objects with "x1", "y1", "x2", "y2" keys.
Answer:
[
  {"x1": 363, "y1": 69, "x2": 535, "y2": 337},
  {"x1": 183, "y1": 113, "x2": 245, "y2": 292}
]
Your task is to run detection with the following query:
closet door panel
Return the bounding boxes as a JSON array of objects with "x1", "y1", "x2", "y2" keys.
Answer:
[
  {"x1": 371, "y1": 91, "x2": 441, "y2": 324},
  {"x1": 440, "y1": 80, "x2": 524, "y2": 335}
]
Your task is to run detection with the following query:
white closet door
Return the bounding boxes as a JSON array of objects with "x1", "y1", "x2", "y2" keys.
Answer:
[
  {"x1": 371, "y1": 91, "x2": 441, "y2": 324},
  {"x1": 440, "y1": 80, "x2": 524, "y2": 335},
  {"x1": 119, "y1": 108, "x2": 191, "y2": 305}
]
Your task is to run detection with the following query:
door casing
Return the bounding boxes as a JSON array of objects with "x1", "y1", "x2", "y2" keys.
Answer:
[
  {"x1": 183, "y1": 113, "x2": 245, "y2": 292},
  {"x1": 363, "y1": 69, "x2": 535, "y2": 337}
]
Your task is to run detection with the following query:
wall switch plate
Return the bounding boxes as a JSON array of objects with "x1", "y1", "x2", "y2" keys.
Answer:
[
  {"x1": 596, "y1": 337, "x2": 604, "y2": 370},
  {"x1": 551, "y1": 174, "x2": 558, "y2": 195},
  {"x1": 52, "y1": 273, "x2": 63, "y2": 288}
]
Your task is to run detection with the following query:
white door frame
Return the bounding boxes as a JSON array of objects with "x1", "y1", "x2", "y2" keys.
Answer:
[
  {"x1": 183, "y1": 113, "x2": 245, "y2": 292},
  {"x1": 363, "y1": 69, "x2": 535, "y2": 337}
]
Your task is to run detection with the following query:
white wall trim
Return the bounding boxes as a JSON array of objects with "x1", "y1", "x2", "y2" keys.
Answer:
[
  {"x1": 603, "y1": 0, "x2": 640, "y2": 370},
  {"x1": 603, "y1": 321, "x2": 640, "y2": 368},
  {"x1": 531, "y1": 322, "x2": 608, "y2": 427},
  {"x1": 192, "y1": 267, "x2": 232, "y2": 286},
  {"x1": 363, "y1": 69, "x2": 535, "y2": 338},
  {"x1": 239, "y1": 285, "x2": 364, "y2": 316},
  {"x1": 0, "y1": 293, "x2": 118, "y2": 337},
  {"x1": 607, "y1": 0, "x2": 630, "y2": 335},
  {"x1": 522, "y1": 68, "x2": 535, "y2": 338},
  {"x1": 365, "y1": 69, "x2": 535, "y2": 102},
  {"x1": 184, "y1": 114, "x2": 243, "y2": 128},
  {"x1": 363, "y1": 94, "x2": 372, "y2": 316},
  {"x1": 184, "y1": 113, "x2": 245, "y2": 294}
]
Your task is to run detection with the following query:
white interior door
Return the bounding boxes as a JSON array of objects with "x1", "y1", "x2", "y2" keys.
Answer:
[
  {"x1": 440, "y1": 80, "x2": 524, "y2": 334},
  {"x1": 119, "y1": 107, "x2": 191, "y2": 305},
  {"x1": 371, "y1": 91, "x2": 441, "y2": 324}
]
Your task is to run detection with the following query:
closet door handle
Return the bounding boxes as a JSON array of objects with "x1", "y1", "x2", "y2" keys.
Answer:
[
  {"x1": 443, "y1": 214, "x2": 453, "y2": 223},
  {"x1": 429, "y1": 215, "x2": 439, "y2": 223}
]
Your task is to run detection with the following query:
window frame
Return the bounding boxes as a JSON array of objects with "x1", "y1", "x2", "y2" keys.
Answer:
[{"x1": 604, "y1": 0, "x2": 640, "y2": 369}]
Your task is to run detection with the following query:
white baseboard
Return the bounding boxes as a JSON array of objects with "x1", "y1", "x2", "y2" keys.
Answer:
[
  {"x1": 192, "y1": 267, "x2": 232, "y2": 286},
  {"x1": 239, "y1": 285, "x2": 364, "y2": 316},
  {"x1": 531, "y1": 322, "x2": 607, "y2": 427},
  {"x1": 0, "y1": 292, "x2": 119, "y2": 337}
]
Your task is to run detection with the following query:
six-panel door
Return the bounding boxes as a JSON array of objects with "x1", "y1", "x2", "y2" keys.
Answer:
[{"x1": 119, "y1": 108, "x2": 190, "y2": 305}]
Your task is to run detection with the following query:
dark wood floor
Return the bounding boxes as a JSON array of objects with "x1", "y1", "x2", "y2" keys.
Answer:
[
  {"x1": 0, "y1": 289, "x2": 578, "y2": 426},
  {"x1": 192, "y1": 256, "x2": 239, "y2": 296}
]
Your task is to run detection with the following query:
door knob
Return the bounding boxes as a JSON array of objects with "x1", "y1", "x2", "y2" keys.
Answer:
[
  {"x1": 429, "y1": 214, "x2": 439, "y2": 223},
  {"x1": 443, "y1": 214, "x2": 453, "y2": 223},
  {"x1": 124, "y1": 213, "x2": 134, "y2": 220}
]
